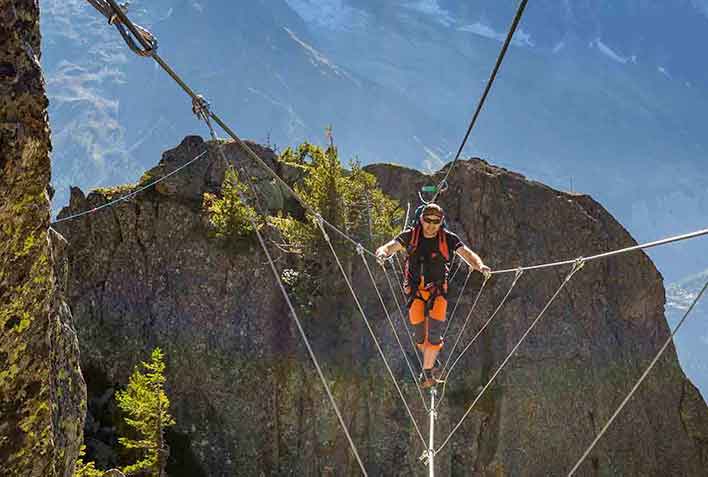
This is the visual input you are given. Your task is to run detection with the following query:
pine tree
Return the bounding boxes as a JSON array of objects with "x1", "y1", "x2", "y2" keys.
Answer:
[
  {"x1": 73, "y1": 445, "x2": 104, "y2": 477},
  {"x1": 116, "y1": 348, "x2": 175, "y2": 477},
  {"x1": 203, "y1": 166, "x2": 260, "y2": 240},
  {"x1": 271, "y1": 139, "x2": 403, "y2": 313}
]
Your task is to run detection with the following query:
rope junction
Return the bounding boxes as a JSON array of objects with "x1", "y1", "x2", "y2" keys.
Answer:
[{"x1": 72, "y1": 1, "x2": 708, "y2": 474}]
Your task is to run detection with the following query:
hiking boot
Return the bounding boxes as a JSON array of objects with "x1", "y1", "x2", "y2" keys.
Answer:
[{"x1": 431, "y1": 366, "x2": 445, "y2": 384}]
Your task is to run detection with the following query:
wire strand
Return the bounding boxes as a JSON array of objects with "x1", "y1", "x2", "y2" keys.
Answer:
[
  {"x1": 436, "y1": 259, "x2": 584, "y2": 455},
  {"x1": 360, "y1": 252, "x2": 429, "y2": 412},
  {"x1": 432, "y1": 0, "x2": 529, "y2": 202},
  {"x1": 383, "y1": 262, "x2": 424, "y2": 371},
  {"x1": 567, "y1": 276, "x2": 708, "y2": 476},
  {"x1": 440, "y1": 276, "x2": 489, "y2": 374},
  {"x1": 52, "y1": 150, "x2": 208, "y2": 224},
  {"x1": 435, "y1": 269, "x2": 524, "y2": 412},
  {"x1": 89, "y1": 0, "x2": 378, "y2": 260},
  {"x1": 441, "y1": 269, "x2": 474, "y2": 341},
  {"x1": 493, "y1": 228, "x2": 708, "y2": 275},
  {"x1": 202, "y1": 116, "x2": 368, "y2": 476},
  {"x1": 315, "y1": 218, "x2": 428, "y2": 448}
]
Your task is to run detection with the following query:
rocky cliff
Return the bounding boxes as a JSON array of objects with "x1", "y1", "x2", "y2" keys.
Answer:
[
  {"x1": 0, "y1": 1, "x2": 85, "y2": 475},
  {"x1": 56, "y1": 136, "x2": 708, "y2": 476}
]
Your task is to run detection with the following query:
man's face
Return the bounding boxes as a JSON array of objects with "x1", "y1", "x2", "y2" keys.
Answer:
[{"x1": 421, "y1": 214, "x2": 442, "y2": 238}]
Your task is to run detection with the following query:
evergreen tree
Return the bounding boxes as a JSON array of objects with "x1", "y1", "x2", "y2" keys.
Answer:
[
  {"x1": 203, "y1": 166, "x2": 260, "y2": 240},
  {"x1": 73, "y1": 445, "x2": 104, "y2": 477},
  {"x1": 271, "y1": 139, "x2": 403, "y2": 313},
  {"x1": 116, "y1": 348, "x2": 175, "y2": 477}
]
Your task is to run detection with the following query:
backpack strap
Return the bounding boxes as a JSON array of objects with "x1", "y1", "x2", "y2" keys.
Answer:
[
  {"x1": 407, "y1": 225, "x2": 421, "y2": 255},
  {"x1": 437, "y1": 228, "x2": 449, "y2": 261}
]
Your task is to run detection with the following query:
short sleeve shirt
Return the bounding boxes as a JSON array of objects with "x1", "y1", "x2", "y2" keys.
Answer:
[
  {"x1": 395, "y1": 228, "x2": 465, "y2": 284},
  {"x1": 395, "y1": 228, "x2": 465, "y2": 256}
]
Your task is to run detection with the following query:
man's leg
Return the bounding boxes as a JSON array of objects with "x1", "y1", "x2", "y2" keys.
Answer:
[{"x1": 423, "y1": 346, "x2": 440, "y2": 370}]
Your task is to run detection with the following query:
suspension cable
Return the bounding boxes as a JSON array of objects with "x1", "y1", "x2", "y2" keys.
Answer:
[
  {"x1": 436, "y1": 258, "x2": 584, "y2": 455},
  {"x1": 198, "y1": 114, "x2": 368, "y2": 475},
  {"x1": 441, "y1": 269, "x2": 474, "y2": 341},
  {"x1": 448, "y1": 256, "x2": 464, "y2": 284},
  {"x1": 359, "y1": 250, "x2": 429, "y2": 412},
  {"x1": 432, "y1": 0, "x2": 529, "y2": 202},
  {"x1": 85, "y1": 0, "x2": 378, "y2": 260},
  {"x1": 383, "y1": 262, "x2": 424, "y2": 371},
  {"x1": 51, "y1": 150, "x2": 208, "y2": 224},
  {"x1": 315, "y1": 218, "x2": 428, "y2": 448},
  {"x1": 567, "y1": 276, "x2": 708, "y2": 476},
  {"x1": 493, "y1": 228, "x2": 708, "y2": 275},
  {"x1": 435, "y1": 268, "x2": 524, "y2": 411},
  {"x1": 440, "y1": 276, "x2": 489, "y2": 374},
  {"x1": 444, "y1": 268, "x2": 523, "y2": 377}
]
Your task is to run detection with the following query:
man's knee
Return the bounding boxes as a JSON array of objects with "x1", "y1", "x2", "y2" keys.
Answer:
[
  {"x1": 414, "y1": 322, "x2": 425, "y2": 346},
  {"x1": 428, "y1": 318, "x2": 444, "y2": 346}
]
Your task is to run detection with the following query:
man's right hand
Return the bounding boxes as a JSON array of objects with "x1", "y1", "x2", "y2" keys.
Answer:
[{"x1": 375, "y1": 247, "x2": 389, "y2": 266}]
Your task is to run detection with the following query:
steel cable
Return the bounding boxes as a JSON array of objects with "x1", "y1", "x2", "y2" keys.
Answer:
[
  {"x1": 435, "y1": 259, "x2": 584, "y2": 455},
  {"x1": 360, "y1": 251, "x2": 429, "y2": 412},
  {"x1": 567, "y1": 276, "x2": 708, "y2": 476}
]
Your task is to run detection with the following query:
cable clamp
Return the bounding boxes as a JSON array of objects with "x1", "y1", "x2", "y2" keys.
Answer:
[
  {"x1": 313, "y1": 214, "x2": 330, "y2": 242},
  {"x1": 192, "y1": 94, "x2": 211, "y2": 122},
  {"x1": 419, "y1": 450, "x2": 431, "y2": 465},
  {"x1": 108, "y1": 2, "x2": 129, "y2": 25},
  {"x1": 356, "y1": 243, "x2": 365, "y2": 256},
  {"x1": 438, "y1": 179, "x2": 449, "y2": 194},
  {"x1": 566, "y1": 257, "x2": 586, "y2": 282},
  {"x1": 573, "y1": 257, "x2": 586, "y2": 271}
]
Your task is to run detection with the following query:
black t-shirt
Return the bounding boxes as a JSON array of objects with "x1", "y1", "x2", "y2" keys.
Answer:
[{"x1": 395, "y1": 228, "x2": 465, "y2": 284}]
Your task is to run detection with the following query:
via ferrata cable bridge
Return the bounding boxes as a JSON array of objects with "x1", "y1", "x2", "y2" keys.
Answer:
[{"x1": 65, "y1": 1, "x2": 708, "y2": 475}]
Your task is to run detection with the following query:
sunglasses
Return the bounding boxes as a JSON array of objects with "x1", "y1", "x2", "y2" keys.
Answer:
[{"x1": 422, "y1": 216, "x2": 442, "y2": 225}]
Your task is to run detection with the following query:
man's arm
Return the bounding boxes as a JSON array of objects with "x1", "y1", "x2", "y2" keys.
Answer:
[
  {"x1": 376, "y1": 239, "x2": 405, "y2": 259},
  {"x1": 455, "y1": 245, "x2": 492, "y2": 277}
]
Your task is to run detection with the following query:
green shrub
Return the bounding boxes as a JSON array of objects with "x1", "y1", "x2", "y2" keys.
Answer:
[{"x1": 203, "y1": 167, "x2": 260, "y2": 240}]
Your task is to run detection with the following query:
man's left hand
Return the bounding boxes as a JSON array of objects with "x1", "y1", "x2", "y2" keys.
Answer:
[{"x1": 479, "y1": 264, "x2": 492, "y2": 281}]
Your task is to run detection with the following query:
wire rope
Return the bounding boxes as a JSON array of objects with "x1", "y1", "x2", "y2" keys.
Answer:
[
  {"x1": 383, "y1": 262, "x2": 424, "y2": 371},
  {"x1": 432, "y1": 0, "x2": 529, "y2": 202},
  {"x1": 492, "y1": 228, "x2": 708, "y2": 275},
  {"x1": 567, "y1": 276, "x2": 708, "y2": 476},
  {"x1": 52, "y1": 150, "x2": 208, "y2": 224},
  {"x1": 360, "y1": 250, "x2": 429, "y2": 412},
  {"x1": 200, "y1": 116, "x2": 368, "y2": 475},
  {"x1": 435, "y1": 259, "x2": 584, "y2": 455},
  {"x1": 315, "y1": 218, "x2": 428, "y2": 448}
]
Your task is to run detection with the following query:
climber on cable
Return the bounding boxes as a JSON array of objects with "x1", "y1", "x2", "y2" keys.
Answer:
[{"x1": 375, "y1": 203, "x2": 492, "y2": 389}]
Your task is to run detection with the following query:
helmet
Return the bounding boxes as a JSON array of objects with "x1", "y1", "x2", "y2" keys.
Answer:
[{"x1": 421, "y1": 203, "x2": 444, "y2": 220}]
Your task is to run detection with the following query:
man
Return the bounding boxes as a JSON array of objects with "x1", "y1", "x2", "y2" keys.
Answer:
[{"x1": 375, "y1": 203, "x2": 491, "y2": 388}]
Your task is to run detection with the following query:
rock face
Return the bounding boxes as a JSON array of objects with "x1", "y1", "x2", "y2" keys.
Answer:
[
  {"x1": 57, "y1": 137, "x2": 708, "y2": 476},
  {"x1": 0, "y1": 1, "x2": 86, "y2": 476}
]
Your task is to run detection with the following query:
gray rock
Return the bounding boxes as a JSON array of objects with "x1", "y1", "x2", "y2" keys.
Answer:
[
  {"x1": 0, "y1": 1, "x2": 86, "y2": 475},
  {"x1": 58, "y1": 141, "x2": 708, "y2": 476}
]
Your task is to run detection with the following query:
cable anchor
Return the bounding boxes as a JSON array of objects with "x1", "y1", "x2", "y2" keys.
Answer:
[
  {"x1": 313, "y1": 214, "x2": 330, "y2": 243},
  {"x1": 564, "y1": 257, "x2": 586, "y2": 283},
  {"x1": 192, "y1": 94, "x2": 212, "y2": 122}
]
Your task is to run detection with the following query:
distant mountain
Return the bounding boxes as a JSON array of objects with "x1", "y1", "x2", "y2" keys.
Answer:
[
  {"x1": 666, "y1": 269, "x2": 708, "y2": 398},
  {"x1": 43, "y1": 0, "x2": 708, "y2": 280}
]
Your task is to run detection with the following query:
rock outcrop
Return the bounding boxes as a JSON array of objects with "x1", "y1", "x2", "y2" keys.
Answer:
[
  {"x1": 57, "y1": 136, "x2": 708, "y2": 476},
  {"x1": 0, "y1": 1, "x2": 86, "y2": 475}
]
